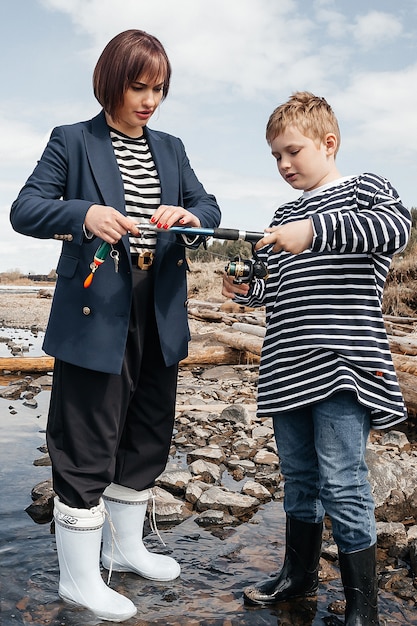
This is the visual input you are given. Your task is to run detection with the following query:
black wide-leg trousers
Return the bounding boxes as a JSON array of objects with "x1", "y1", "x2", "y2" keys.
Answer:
[{"x1": 46, "y1": 267, "x2": 178, "y2": 509}]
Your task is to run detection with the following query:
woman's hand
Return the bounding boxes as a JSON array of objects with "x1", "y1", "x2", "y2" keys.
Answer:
[
  {"x1": 222, "y1": 273, "x2": 250, "y2": 299},
  {"x1": 255, "y1": 218, "x2": 313, "y2": 254},
  {"x1": 84, "y1": 204, "x2": 139, "y2": 243},
  {"x1": 150, "y1": 205, "x2": 201, "y2": 229}
]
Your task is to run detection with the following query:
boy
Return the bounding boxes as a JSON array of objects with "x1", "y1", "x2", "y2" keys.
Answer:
[{"x1": 222, "y1": 92, "x2": 411, "y2": 625}]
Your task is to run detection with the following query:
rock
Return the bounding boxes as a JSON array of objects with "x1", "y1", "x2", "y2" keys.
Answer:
[
  {"x1": 220, "y1": 404, "x2": 252, "y2": 426},
  {"x1": 241, "y1": 480, "x2": 272, "y2": 502},
  {"x1": 156, "y1": 468, "x2": 193, "y2": 495},
  {"x1": 33, "y1": 453, "x2": 51, "y2": 466},
  {"x1": 227, "y1": 458, "x2": 256, "y2": 473},
  {"x1": 252, "y1": 449, "x2": 280, "y2": 466},
  {"x1": 186, "y1": 445, "x2": 225, "y2": 465},
  {"x1": 381, "y1": 429, "x2": 411, "y2": 452},
  {"x1": 196, "y1": 485, "x2": 259, "y2": 518},
  {"x1": 32, "y1": 374, "x2": 53, "y2": 388},
  {"x1": 195, "y1": 509, "x2": 226, "y2": 526},
  {"x1": 200, "y1": 366, "x2": 241, "y2": 382},
  {"x1": 23, "y1": 398, "x2": 38, "y2": 408},
  {"x1": 150, "y1": 486, "x2": 193, "y2": 524},
  {"x1": 376, "y1": 521, "x2": 408, "y2": 558},
  {"x1": 189, "y1": 459, "x2": 222, "y2": 483},
  {"x1": 0, "y1": 383, "x2": 24, "y2": 400},
  {"x1": 366, "y1": 445, "x2": 417, "y2": 522},
  {"x1": 38, "y1": 289, "x2": 53, "y2": 299},
  {"x1": 251, "y1": 424, "x2": 274, "y2": 440},
  {"x1": 25, "y1": 479, "x2": 55, "y2": 524},
  {"x1": 185, "y1": 482, "x2": 204, "y2": 505},
  {"x1": 231, "y1": 436, "x2": 258, "y2": 458}
]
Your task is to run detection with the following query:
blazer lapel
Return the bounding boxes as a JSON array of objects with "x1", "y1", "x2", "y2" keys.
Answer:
[
  {"x1": 145, "y1": 127, "x2": 179, "y2": 206},
  {"x1": 83, "y1": 111, "x2": 126, "y2": 212}
]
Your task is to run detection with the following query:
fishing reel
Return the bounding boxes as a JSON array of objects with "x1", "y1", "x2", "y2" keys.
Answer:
[{"x1": 225, "y1": 247, "x2": 268, "y2": 284}]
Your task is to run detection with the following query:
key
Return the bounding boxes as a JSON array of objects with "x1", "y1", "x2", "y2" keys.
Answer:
[{"x1": 110, "y1": 247, "x2": 119, "y2": 273}]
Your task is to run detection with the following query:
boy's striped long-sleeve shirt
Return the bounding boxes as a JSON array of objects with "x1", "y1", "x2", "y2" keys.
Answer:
[{"x1": 236, "y1": 173, "x2": 411, "y2": 429}]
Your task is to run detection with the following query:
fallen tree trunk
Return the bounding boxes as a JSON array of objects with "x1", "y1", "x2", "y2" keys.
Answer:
[
  {"x1": 181, "y1": 332, "x2": 260, "y2": 365},
  {"x1": 0, "y1": 332, "x2": 258, "y2": 374},
  {"x1": 214, "y1": 330, "x2": 263, "y2": 356},
  {"x1": 0, "y1": 356, "x2": 55, "y2": 373},
  {"x1": 188, "y1": 308, "x2": 236, "y2": 324},
  {"x1": 388, "y1": 335, "x2": 417, "y2": 356},
  {"x1": 232, "y1": 322, "x2": 266, "y2": 337}
]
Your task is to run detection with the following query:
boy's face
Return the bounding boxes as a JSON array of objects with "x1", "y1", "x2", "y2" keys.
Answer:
[{"x1": 270, "y1": 125, "x2": 337, "y2": 192}]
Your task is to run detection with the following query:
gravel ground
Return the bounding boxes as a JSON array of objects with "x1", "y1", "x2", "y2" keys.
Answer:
[{"x1": 0, "y1": 291, "x2": 52, "y2": 330}]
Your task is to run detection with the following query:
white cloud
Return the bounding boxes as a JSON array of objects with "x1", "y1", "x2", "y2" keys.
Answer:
[
  {"x1": 331, "y1": 63, "x2": 417, "y2": 162},
  {"x1": 0, "y1": 112, "x2": 47, "y2": 164},
  {"x1": 353, "y1": 11, "x2": 402, "y2": 49},
  {"x1": 39, "y1": 0, "x2": 326, "y2": 98}
]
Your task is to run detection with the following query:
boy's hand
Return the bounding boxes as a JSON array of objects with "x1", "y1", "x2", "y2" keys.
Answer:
[
  {"x1": 222, "y1": 274, "x2": 250, "y2": 299},
  {"x1": 255, "y1": 218, "x2": 313, "y2": 254}
]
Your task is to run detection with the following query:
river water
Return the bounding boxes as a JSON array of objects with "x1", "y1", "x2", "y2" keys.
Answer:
[{"x1": 0, "y1": 329, "x2": 416, "y2": 625}]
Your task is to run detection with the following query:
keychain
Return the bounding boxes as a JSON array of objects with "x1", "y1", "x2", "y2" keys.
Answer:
[
  {"x1": 110, "y1": 247, "x2": 119, "y2": 273},
  {"x1": 84, "y1": 241, "x2": 112, "y2": 288}
]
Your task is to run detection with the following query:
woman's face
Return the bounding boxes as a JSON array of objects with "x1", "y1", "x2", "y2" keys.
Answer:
[{"x1": 106, "y1": 75, "x2": 165, "y2": 137}]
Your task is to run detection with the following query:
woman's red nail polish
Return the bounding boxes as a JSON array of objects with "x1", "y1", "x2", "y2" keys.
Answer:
[
  {"x1": 157, "y1": 222, "x2": 162, "y2": 228},
  {"x1": 150, "y1": 217, "x2": 156, "y2": 223},
  {"x1": 163, "y1": 223, "x2": 169, "y2": 229}
]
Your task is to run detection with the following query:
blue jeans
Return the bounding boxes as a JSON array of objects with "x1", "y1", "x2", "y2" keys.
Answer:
[{"x1": 273, "y1": 391, "x2": 376, "y2": 553}]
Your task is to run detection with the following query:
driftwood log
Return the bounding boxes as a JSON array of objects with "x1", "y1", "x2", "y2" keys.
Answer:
[
  {"x1": 0, "y1": 356, "x2": 55, "y2": 373},
  {"x1": 388, "y1": 335, "x2": 417, "y2": 356},
  {"x1": 0, "y1": 332, "x2": 256, "y2": 373}
]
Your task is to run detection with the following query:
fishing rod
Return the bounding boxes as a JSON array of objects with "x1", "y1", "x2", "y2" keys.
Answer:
[
  {"x1": 142, "y1": 224, "x2": 265, "y2": 244},
  {"x1": 84, "y1": 224, "x2": 268, "y2": 288}
]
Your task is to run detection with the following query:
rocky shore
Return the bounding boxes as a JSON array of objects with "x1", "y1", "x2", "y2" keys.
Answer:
[{"x1": 1, "y1": 288, "x2": 417, "y2": 616}]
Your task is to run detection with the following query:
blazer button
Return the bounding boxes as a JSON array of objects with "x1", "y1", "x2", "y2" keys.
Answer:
[
  {"x1": 82, "y1": 306, "x2": 91, "y2": 316},
  {"x1": 177, "y1": 259, "x2": 184, "y2": 267}
]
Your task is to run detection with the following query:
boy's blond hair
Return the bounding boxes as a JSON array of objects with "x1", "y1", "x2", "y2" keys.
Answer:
[{"x1": 266, "y1": 91, "x2": 341, "y2": 155}]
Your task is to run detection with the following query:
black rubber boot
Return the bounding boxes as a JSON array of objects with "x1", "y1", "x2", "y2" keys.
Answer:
[
  {"x1": 243, "y1": 516, "x2": 323, "y2": 606},
  {"x1": 338, "y1": 544, "x2": 380, "y2": 625}
]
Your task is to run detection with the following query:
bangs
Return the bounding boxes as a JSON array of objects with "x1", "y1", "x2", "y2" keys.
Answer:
[{"x1": 129, "y1": 55, "x2": 168, "y2": 88}]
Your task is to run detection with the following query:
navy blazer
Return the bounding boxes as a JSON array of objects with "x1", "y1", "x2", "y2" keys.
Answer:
[{"x1": 10, "y1": 111, "x2": 221, "y2": 373}]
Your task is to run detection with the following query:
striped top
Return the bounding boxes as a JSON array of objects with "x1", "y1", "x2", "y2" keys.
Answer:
[
  {"x1": 236, "y1": 173, "x2": 411, "y2": 429},
  {"x1": 110, "y1": 129, "x2": 160, "y2": 254}
]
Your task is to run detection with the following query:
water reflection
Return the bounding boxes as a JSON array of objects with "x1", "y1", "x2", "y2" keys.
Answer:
[
  {"x1": 1, "y1": 390, "x2": 415, "y2": 624},
  {"x1": 0, "y1": 327, "x2": 45, "y2": 359}
]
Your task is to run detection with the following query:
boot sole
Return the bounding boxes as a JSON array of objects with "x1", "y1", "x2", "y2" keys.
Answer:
[
  {"x1": 59, "y1": 592, "x2": 137, "y2": 622},
  {"x1": 102, "y1": 561, "x2": 180, "y2": 582},
  {"x1": 243, "y1": 588, "x2": 318, "y2": 606}
]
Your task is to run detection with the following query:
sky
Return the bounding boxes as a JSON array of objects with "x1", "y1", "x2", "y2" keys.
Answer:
[{"x1": 1, "y1": 0, "x2": 416, "y2": 274}]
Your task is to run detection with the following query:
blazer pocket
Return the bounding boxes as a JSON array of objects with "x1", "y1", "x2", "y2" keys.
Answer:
[{"x1": 56, "y1": 254, "x2": 79, "y2": 278}]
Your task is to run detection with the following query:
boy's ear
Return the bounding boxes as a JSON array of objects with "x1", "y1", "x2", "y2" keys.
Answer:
[{"x1": 325, "y1": 133, "x2": 338, "y2": 155}]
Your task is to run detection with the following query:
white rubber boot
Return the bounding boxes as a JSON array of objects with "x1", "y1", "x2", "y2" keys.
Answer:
[
  {"x1": 54, "y1": 497, "x2": 137, "y2": 622},
  {"x1": 102, "y1": 483, "x2": 181, "y2": 581}
]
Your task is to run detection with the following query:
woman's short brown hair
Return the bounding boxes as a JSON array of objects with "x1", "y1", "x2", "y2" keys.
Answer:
[{"x1": 93, "y1": 29, "x2": 171, "y2": 119}]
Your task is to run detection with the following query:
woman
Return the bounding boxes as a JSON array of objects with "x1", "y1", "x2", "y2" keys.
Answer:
[{"x1": 11, "y1": 29, "x2": 221, "y2": 622}]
